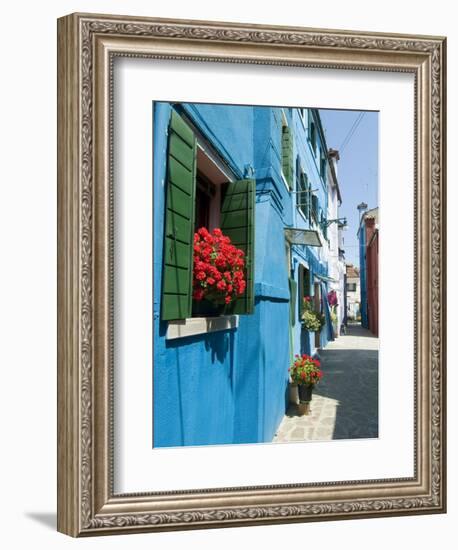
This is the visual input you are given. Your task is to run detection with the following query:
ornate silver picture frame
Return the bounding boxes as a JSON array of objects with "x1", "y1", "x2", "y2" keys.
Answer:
[{"x1": 57, "y1": 13, "x2": 446, "y2": 536}]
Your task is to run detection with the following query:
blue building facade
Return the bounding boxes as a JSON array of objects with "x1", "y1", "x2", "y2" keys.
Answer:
[{"x1": 153, "y1": 102, "x2": 333, "y2": 447}]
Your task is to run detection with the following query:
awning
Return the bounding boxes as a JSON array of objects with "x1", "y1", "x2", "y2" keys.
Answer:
[
  {"x1": 315, "y1": 273, "x2": 338, "y2": 283},
  {"x1": 284, "y1": 228, "x2": 322, "y2": 247}
]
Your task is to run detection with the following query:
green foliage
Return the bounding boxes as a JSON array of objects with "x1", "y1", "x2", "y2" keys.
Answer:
[
  {"x1": 301, "y1": 296, "x2": 325, "y2": 332},
  {"x1": 330, "y1": 306, "x2": 337, "y2": 324},
  {"x1": 301, "y1": 309, "x2": 322, "y2": 332}
]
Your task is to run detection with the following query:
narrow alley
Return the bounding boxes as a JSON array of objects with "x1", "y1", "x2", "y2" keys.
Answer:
[{"x1": 273, "y1": 324, "x2": 379, "y2": 442}]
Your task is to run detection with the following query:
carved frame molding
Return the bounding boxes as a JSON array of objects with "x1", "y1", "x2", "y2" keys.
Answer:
[{"x1": 57, "y1": 13, "x2": 446, "y2": 536}]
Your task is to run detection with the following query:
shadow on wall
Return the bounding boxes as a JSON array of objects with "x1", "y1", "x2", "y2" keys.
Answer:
[
  {"x1": 155, "y1": 300, "x2": 289, "y2": 446},
  {"x1": 164, "y1": 326, "x2": 233, "y2": 364},
  {"x1": 155, "y1": 328, "x2": 236, "y2": 447},
  {"x1": 300, "y1": 328, "x2": 312, "y2": 356},
  {"x1": 314, "y1": 348, "x2": 379, "y2": 440}
]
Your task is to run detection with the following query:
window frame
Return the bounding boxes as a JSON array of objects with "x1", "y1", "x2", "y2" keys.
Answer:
[
  {"x1": 298, "y1": 107, "x2": 307, "y2": 128},
  {"x1": 296, "y1": 167, "x2": 310, "y2": 221},
  {"x1": 280, "y1": 109, "x2": 294, "y2": 191},
  {"x1": 309, "y1": 111, "x2": 317, "y2": 155},
  {"x1": 298, "y1": 263, "x2": 311, "y2": 319}
]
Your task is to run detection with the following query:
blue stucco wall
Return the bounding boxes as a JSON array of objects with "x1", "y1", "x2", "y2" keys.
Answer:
[
  {"x1": 153, "y1": 102, "x2": 330, "y2": 448},
  {"x1": 289, "y1": 109, "x2": 331, "y2": 357}
]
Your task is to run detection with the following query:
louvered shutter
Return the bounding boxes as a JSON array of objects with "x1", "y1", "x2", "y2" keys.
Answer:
[
  {"x1": 220, "y1": 179, "x2": 255, "y2": 314},
  {"x1": 298, "y1": 263, "x2": 305, "y2": 319},
  {"x1": 281, "y1": 125, "x2": 294, "y2": 189},
  {"x1": 160, "y1": 111, "x2": 196, "y2": 321},
  {"x1": 312, "y1": 194, "x2": 319, "y2": 223},
  {"x1": 295, "y1": 157, "x2": 301, "y2": 211},
  {"x1": 289, "y1": 277, "x2": 297, "y2": 326}
]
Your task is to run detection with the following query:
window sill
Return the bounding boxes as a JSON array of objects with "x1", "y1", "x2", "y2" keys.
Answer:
[{"x1": 166, "y1": 315, "x2": 239, "y2": 340}]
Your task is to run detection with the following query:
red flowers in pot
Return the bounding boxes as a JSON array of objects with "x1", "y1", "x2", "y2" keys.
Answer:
[
  {"x1": 193, "y1": 227, "x2": 246, "y2": 306},
  {"x1": 288, "y1": 354, "x2": 323, "y2": 386}
]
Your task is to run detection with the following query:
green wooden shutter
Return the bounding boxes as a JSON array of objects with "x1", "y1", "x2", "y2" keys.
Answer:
[
  {"x1": 298, "y1": 264, "x2": 305, "y2": 319},
  {"x1": 161, "y1": 110, "x2": 196, "y2": 321},
  {"x1": 320, "y1": 154, "x2": 327, "y2": 183},
  {"x1": 289, "y1": 277, "x2": 297, "y2": 326},
  {"x1": 220, "y1": 179, "x2": 255, "y2": 314},
  {"x1": 281, "y1": 125, "x2": 294, "y2": 189},
  {"x1": 312, "y1": 194, "x2": 319, "y2": 223},
  {"x1": 295, "y1": 157, "x2": 301, "y2": 211}
]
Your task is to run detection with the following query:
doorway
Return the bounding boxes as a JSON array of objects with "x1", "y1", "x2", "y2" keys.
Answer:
[{"x1": 314, "y1": 281, "x2": 321, "y2": 349}]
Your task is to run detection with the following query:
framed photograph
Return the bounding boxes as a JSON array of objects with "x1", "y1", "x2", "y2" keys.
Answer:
[{"x1": 57, "y1": 13, "x2": 446, "y2": 536}]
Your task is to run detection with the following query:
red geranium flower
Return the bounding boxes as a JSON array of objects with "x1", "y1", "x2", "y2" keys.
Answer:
[
  {"x1": 192, "y1": 227, "x2": 247, "y2": 306},
  {"x1": 193, "y1": 289, "x2": 204, "y2": 301},
  {"x1": 216, "y1": 280, "x2": 227, "y2": 291},
  {"x1": 289, "y1": 354, "x2": 323, "y2": 386}
]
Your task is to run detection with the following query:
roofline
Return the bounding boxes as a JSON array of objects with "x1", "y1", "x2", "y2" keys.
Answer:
[{"x1": 357, "y1": 206, "x2": 379, "y2": 234}]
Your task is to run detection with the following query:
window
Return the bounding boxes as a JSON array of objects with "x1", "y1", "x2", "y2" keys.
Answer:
[
  {"x1": 298, "y1": 264, "x2": 311, "y2": 318},
  {"x1": 296, "y1": 166, "x2": 310, "y2": 220},
  {"x1": 320, "y1": 154, "x2": 327, "y2": 182},
  {"x1": 195, "y1": 172, "x2": 218, "y2": 232},
  {"x1": 347, "y1": 283, "x2": 357, "y2": 292},
  {"x1": 309, "y1": 113, "x2": 317, "y2": 154},
  {"x1": 298, "y1": 108, "x2": 307, "y2": 125},
  {"x1": 281, "y1": 122, "x2": 294, "y2": 190},
  {"x1": 161, "y1": 110, "x2": 255, "y2": 321}
]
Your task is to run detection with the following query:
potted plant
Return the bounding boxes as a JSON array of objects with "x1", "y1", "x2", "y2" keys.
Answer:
[
  {"x1": 192, "y1": 227, "x2": 246, "y2": 316},
  {"x1": 288, "y1": 354, "x2": 323, "y2": 415},
  {"x1": 301, "y1": 296, "x2": 324, "y2": 332}
]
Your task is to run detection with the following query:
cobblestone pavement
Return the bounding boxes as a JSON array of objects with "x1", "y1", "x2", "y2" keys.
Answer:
[{"x1": 273, "y1": 324, "x2": 379, "y2": 443}]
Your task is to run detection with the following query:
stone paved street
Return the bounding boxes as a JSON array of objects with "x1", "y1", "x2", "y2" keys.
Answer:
[{"x1": 273, "y1": 324, "x2": 379, "y2": 442}]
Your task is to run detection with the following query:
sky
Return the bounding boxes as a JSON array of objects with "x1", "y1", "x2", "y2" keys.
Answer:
[{"x1": 319, "y1": 109, "x2": 379, "y2": 268}]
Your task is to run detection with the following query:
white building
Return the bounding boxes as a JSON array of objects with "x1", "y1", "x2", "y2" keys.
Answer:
[
  {"x1": 326, "y1": 149, "x2": 346, "y2": 336},
  {"x1": 346, "y1": 263, "x2": 361, "y2": 320}
]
